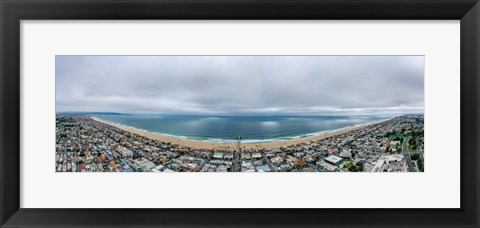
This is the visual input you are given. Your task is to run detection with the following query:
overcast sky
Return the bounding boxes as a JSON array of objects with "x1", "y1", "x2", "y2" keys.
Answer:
[{"x1": 56, "y1": 56, "x2": 424, "y2": 116}]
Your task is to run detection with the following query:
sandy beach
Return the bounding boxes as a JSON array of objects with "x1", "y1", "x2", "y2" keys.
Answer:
[{"x1": 91, "y1": 117, "x2": 382, "y2": 150}]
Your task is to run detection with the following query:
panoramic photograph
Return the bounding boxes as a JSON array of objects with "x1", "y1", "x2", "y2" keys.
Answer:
[{"x1": 56, "y1": 56, "x2": 424, "y2": 172}]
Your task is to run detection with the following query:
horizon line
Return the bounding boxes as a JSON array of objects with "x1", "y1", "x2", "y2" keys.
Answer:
[{"x1": 56, "y1": 111, "x2": 424, "y2": 116}]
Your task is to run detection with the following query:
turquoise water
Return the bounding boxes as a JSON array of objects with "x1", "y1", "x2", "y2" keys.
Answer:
[{"x1": 94, "y1": 115, "x2": 389, "y2": 144}]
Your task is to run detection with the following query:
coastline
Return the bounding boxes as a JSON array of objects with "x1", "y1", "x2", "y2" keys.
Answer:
[{"x1": 91, "y1": 116, "x2": 387, "y2": 150}]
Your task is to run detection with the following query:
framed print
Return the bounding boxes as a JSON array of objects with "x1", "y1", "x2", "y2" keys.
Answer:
[{"x1": 1, "y1": 0, "x2": 479, "y2": 227}]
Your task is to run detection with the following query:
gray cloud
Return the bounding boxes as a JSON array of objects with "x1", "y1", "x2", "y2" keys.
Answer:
[{"x1": 56, "y1": 56, "x2": 424, "y2": 115}]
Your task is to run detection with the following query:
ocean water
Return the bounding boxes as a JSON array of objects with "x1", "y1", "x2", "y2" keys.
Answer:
[{"x1": 94, "y1": 115, "x2": 389, "y2": 144}]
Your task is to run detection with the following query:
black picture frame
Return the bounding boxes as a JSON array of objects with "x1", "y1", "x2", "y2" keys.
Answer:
[{"x1": 1, "y1": 0, "x2": 479, "y2": 227}]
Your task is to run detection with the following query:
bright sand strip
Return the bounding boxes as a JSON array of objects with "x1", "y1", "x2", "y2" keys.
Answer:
[{"x1": 91, "y1": 117, "x2": 382, "y2": 150}]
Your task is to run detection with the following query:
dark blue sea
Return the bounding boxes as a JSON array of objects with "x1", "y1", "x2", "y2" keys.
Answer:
[{"x1": 94, "y1": 115, "x2": 389, "y2": 144}]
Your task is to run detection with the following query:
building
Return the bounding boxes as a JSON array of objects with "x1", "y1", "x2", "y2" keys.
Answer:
[
  {"x1": 132, "y1": 157, "x2": 156, "y2": 171},
  {"x1": 390, "y1": 140, "x2": 401, "y2": 146},
  {"x1": 224, "y1": 153, "x2": 234, "y2": 160},
  {"x1": 384, "y1": 154, "x2": 404, "y2": 163},
  {"x1": 317, "y1": 160, "x2": 337, "y2": 172},
  {"x1": 255, "y1": 164, "x2": 271, "y2": 172},
  {"x1": 118, "y1": 147, "x2": 133, "y2": 157},
  {"x1": 252, "y1": 152, "x2": 262, "y2": 159},
  {"x1": 339, "y1": 149, "x2": 352, "y2": 159},
  {"x1": 212, "y1": 152, "x2": 223, "y2": 159},
  {"x1": 325, "y1": 155, "x2": 343, "y2": 166}
]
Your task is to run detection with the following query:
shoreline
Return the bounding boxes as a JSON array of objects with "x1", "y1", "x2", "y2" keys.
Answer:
[{"x1": 91, "y1": 117, "x2": 387, "y2": 150}]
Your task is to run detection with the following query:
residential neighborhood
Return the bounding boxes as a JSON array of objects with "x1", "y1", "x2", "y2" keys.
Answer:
[{"x1": 56, "y1": 115, "x2": 424, "y2": 172}]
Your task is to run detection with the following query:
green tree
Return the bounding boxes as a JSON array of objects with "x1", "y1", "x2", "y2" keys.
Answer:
[
  {"x1": 411, "y1": 153, "x2": 420, "y2": 160},
  {"x1": 417, "y1": 159, "x2": 424, "y2": 172}
]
